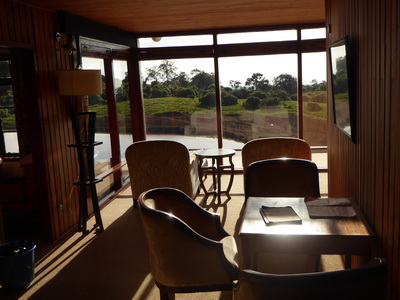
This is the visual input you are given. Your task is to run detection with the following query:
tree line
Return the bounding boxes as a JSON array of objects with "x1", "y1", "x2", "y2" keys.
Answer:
[{"x1": 88, "y1": 59, "x2": 327, "y2": 110}]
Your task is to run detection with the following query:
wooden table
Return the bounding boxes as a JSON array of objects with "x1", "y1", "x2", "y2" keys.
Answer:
[
  {"x1": 195, "y1": 148, "x2": 235, "y2": 202},
  {"x1": 239, "y1": 197, "x2": 376, "y2": 270}
]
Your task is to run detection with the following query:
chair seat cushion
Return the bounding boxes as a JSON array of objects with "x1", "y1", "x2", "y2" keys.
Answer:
[{"x1": 220, "y1": 236, "x2": 239, "y2": 268}]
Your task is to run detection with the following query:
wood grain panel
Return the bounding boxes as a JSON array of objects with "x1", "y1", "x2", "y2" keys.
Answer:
[
  {"x1": 0, "y1": 0, "x2": 78, "y2": 241},
  {"x1": 16, "y1": 0, "x2": 325, "y2": 34},
  {"x1": 327, "y1": 0, "x2": 400, "y2": 298}
]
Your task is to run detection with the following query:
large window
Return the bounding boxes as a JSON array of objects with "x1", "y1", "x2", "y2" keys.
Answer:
[
  {"x1": 219, "y1": 54, "x2": 298, "y2": 143},
  {"x1": 137, "y1": 25, "x2": 326, "y2": 150},
  {"x1": 302, "y1": 52, "x2": 327, "y2": 146}
]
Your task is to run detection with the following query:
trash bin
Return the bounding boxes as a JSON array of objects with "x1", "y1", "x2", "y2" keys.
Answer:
[{"x1": 0, "y1": 241, "x2": 36, "y2": 290}]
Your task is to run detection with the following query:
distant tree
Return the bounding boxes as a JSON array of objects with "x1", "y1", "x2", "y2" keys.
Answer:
[
  {"x1": 250, "y1": 91, "x2": 268, "y2": 99},
  {"x1": 335, "y1": 56, "x2": 347, "y2": 73},
  {"x1": 144, "y1": 66, "x2": 159, "y2": 85},
  {"x1": 222, "y1": 87, "x2": 233, "y2": 93},
  {"x1": 151, "y1": 84, "x2": 171, "y2": 98},
  {"x1": 245, "y1": 73, "x2": 270, "y2": 92},
  {"x1": 273, "y1": 73, "x2": 297, "y2": 95},
  {"x1": 198, "y1": 91, "x2": 215, "y2": 107},
  {"x1": 158, "y1": 60, "x2": 178, "y2": 85},
  {"x1": 267, "y1": 89, "x2": 290, "y2": 104},
  {"x1": 115, "y1": 86, "x2": 129, "y2": 102},
  {"x1": 232, "y1": 88, "x2": 252, "y2": 99},
  {"x1": 221, "y1": 91, "x2": 238, "y2": 106},
  {"x1": 229, "y1": 80, "x2": 241, "y2": 89},
  {"x1": 174, "y1": 87, "x2": 196, "y2": 98},
  {"x1": 171, "y1": 72, "x2": 190, "y2": 87},
  {"x1": 190, "y1": 70, "x2": 214, "y2": 90},
  {"x1": 333, "y1": 74, "x2": 348, "y2": 94},
  {"x1": 142, "y1": 84, "x2": 152, "y2": 98},
  {"x1": 243, "y1": 96, "x2": 261, "y2": 110},
  {"x1": 0, "y1": 88, "x2": 13, "y2": 107},
  {"x1": 115, "y1": 76, "x2": 129, "y2": 102}
]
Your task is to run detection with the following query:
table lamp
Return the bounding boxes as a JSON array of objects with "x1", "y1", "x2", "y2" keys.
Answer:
[{"x1": 57, "y1": 69, "x2": 102, "y2": 111}]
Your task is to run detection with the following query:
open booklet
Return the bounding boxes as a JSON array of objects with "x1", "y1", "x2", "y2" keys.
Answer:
[
  {"x1": 305, "y1": 197, "x2": 357, "y2": 218},
  {"x1": 259, "y1": 206, "x2": 302, "y2": 225}
]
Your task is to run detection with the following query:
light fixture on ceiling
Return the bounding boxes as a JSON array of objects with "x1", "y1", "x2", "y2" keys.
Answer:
[{"x1": 151, "y1": 37, "x2": 162, "y2": 42}]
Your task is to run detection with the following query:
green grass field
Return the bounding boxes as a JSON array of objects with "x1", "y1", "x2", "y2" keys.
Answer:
[{"x1": 91, "y1": 94, "x2": 327, "y2": 121}]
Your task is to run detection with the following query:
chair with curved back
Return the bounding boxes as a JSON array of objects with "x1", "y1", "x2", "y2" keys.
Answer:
[
  {"x1": 125, "y1": 140, "x2": 200, "y2": 207},
  {"x1": 245, "y1": 158, "x2": 320, "y2": 200},
  {"x1": 233, "y1": 257, "x2": 387, "y2": 300},
  {"x1": 242, "y1": 137, "x2": 312, "y2": 174},
  {"x1": 139, "y1": 187, "x2": 239, "y2": 300}
]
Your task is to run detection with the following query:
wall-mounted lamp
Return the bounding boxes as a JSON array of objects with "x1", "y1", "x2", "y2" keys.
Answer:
[{"x1": 55, "y1": 32, "x2": 77, "y2": 55}]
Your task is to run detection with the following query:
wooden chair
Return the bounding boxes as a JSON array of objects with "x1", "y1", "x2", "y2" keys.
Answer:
[
  {"x1": 233, "y1": 257, "x2": 388, "y2": 300},
  {"x1": 242, "y1": 137, "x2": 312, "y2": 174},
  {"x1": 245, "y1": 158, "x2": 320, "y2": 200},
  {"x1": 139, "y1": 188, "x2": 239, "y2": 300},
  {"x1": 125, "y1": 140, "x2": 200, "y2": 207}
]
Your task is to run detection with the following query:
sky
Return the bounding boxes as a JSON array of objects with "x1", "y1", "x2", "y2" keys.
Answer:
[{"x1": 139, "y1": 52, "x2": 326, "y2": 88}]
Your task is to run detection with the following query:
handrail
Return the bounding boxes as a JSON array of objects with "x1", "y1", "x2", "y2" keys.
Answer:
[{"x1": 96, "y1": 162, "x2": 127, "y2": 181}]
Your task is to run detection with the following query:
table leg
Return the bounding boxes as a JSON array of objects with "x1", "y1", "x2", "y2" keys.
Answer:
[
  {"x1": 225, "y1": 155, "x2": 235, "y2": 199},
  {"x1": 217, "y1": 159, "x2": 222, "y2": 203},
  {"x1": 211, "y1": 158, "x2": 217, "y2": 191},
  {"x1": 197, "y1": 157, "x2": 209, "y2": 196}
]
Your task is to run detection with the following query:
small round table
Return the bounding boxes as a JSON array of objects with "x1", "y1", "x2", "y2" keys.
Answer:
[{"x1": 195, "y1": 148, "x2": 236, "y2": 202}]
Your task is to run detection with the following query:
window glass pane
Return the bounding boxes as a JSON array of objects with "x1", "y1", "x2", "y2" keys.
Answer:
[
  {"x1": 218, "y1": 30, "x2": 297, "y2": 44},
  {"x1": 301, "y1": 28, "x2": 326, "y2": 40},
  {"x1": 112, "y1": 60, "x2": 131, "y2": 183},
  {"x1": 4, "y1": 132, "x2": 19, "y2": 153},
  {"x1": 1, "y1": 108, "x2": 16, "y2": 130},
  {"x1": 141, "y1": 58, "x2": 219, "y2": 149},
  {"x1": 96, "y1": 175, "x2": 115, "y2": 202},
  {"x1": 0, "y1": 85, "x2": 13, "y2": 107},
  {"x1": 82, "y1": 57, "x2": 110, "y2": 176},
  {"x1": 112, "y1": 60, "x2": 131, "y2": 166},
  {"x1": 138, "y1": 35, "x2": 213, "y2": 48},
  {"x1": 0, "y1": 60, "x2": 11, "y2": 78},
  {"x1": 219, "y1": 54, "x2": 298, "y2": 145},
  {"x1": 302, "y1": 52, "x2": 327, "y2": 147}
]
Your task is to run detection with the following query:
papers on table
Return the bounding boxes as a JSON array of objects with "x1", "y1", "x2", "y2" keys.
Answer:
[
  {"x1": 305, "y1": 197, "x2": 357, "y2": 218},
  {"x1": 259, "y1": 206, "x2": 302, "y2": 225}
]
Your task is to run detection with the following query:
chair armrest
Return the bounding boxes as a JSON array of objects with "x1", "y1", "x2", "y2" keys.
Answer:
[
  {"x1": 170, "y1": 196, "x2": 230, "y2": 241},
  {"x1": 142, "y1": 209, "x2": 238, "y2": 287},
  {"x1": 142, "y1": 187, "x2": 230, "y2": 240}
]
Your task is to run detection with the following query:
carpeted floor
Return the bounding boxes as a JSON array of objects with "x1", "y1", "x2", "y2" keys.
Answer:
[{"x1": 0, "y1": 173, "x2": 343, "y2": 300}]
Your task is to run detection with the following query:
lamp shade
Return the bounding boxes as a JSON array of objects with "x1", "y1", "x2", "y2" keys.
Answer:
[{"x1": 57, "y1": 70, "x2": 102, "y2": 96}]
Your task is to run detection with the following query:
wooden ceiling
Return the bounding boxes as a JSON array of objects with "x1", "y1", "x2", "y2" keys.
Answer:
[{"x1": 17, "y1": 0, "x2": 325, "y2": 34}]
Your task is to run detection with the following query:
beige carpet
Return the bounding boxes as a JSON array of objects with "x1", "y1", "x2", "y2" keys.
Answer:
[{"x1": 0, "y1": 174, "x2": 343, "y2": 300}]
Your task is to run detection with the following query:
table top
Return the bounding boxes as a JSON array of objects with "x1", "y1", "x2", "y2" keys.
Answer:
[
  {"x1": 195, "y1": 148, "x2": 236, "y2": 158},
  {"x1": 239, "y1": 197, "x2": 375, "y2": 238}
]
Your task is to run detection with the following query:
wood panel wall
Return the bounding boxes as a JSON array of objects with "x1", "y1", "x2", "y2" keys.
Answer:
[
  {"x1": 0, "y1": 0, "x2": 80, "y2": 241},
  {"x1": 326, "y1": 0, "x2": 400, "y2": 299}
]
